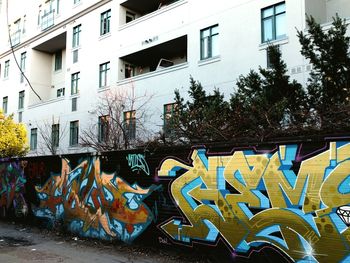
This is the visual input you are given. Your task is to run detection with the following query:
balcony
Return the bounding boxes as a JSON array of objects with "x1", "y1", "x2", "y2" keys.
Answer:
[
  {"x1": 119, "y1": 35, "x2": 187, "y2": 80},
  {"x1": 41, "y1": 10, "x2": 55, "y2": 31},
  {"x1": 10, "y1": 29, "x2": 21, "y2": 46},
  {"x1": 120, "y1": 0, "x2": 181, "y2": 25}
]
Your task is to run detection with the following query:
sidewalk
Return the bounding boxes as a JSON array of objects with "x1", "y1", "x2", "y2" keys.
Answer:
[{"x1": 0, "y1": 221, "x2": 187, "y2": 263}]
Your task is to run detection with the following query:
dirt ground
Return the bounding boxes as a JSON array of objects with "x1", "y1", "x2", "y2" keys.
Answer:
[{"x1": 0, "y1": 220, "x2": 206, "y2": 263}]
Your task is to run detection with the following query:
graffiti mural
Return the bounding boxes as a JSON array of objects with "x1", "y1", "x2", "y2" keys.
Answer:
[
  {"x1": 33, "y1": 157, "x2": 160, "y2": 242},
  {"x1": 158, "y1": 142, "x2": 350, "y2": 262},
  {"x1": 127, "y1": 154, "x2": 150, "y2": 176},
  {"x1": 0, "y1": 161, "x2": 27, "y2": 217}
]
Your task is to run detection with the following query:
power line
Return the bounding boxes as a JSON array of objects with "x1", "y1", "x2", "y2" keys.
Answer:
[{"x1": 6, "y1": 0, "x2": 42, "y2": 101}]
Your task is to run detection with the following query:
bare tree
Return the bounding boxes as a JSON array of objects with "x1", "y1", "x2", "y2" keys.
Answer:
[
  {"x1": 80, "y1": 85, "x2": 153, "y2": 152},
  {"x1": 36, "y1": 117, "x2": 68, "y2": 155}
]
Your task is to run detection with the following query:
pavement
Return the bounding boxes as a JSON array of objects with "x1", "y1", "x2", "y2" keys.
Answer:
[{"x1": 0, "y1": 221, "x2": 191, "y2": 263}]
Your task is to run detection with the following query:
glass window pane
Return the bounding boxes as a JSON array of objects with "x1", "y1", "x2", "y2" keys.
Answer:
[
  {"x1": 275, "y1": 3, "x2": 286, "y2": 14},
  {"x1": 276, "y1": 13, "x2": 286, "y2": 38},
  {"x1": 211, "y1": 25, "x2": 219, "y2": 35},
  {"x1": 263, "y1": 18, "x2": 273, "y2": 42},
  {"x1": 201, "y1": 29, "x2": 210, "y2": 38},
  {"x1": 211, "y1": 34, "x2": 219, "y2": 57},
  {"x1": 262, "y1": 7, "x2": 273, "y2": 18},
  {"x1": 201, "y1": 38, "x2": 209, "y2": 59}
]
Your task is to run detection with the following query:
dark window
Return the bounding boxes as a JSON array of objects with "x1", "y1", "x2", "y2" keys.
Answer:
[
  {"x1": 72, "y1": 97, "x2": 77, "y2": 111},
  {"x1": 4, "y1": 60, "x2": 9, "y2": 78},
  {"x1": 123, "y1": 110, "x2": 136, "y2": 140},
  {"x1": 98, "y1": 115, "x2": 109, "y2": 142},
  {"x1": 163, "y1": 103, "x2": 177, "y2": 136},
  {"x1": 71, "y1": 72, "x2": 80, "y2": 94},
  {"x1": 54, "y1": 50, "x2": 62, "y2": 71},
  {"x1": 18, "y1": 90, "x2": 24, "y2": 109},
  {"x1": 72, "y1": 24, "x2": 81, "y2": 48},
  {"x1": 261, "y1": 2, "x2": 286, "y2": 43},
  {"x1": 52, "y1": 124, "x2": 59, "y2": 148},
  {"x1": 99, "y1": 62, "x2": 110, "y2": 87},
  {"x1": 100, "y1": 9, "x2": 111, "y2": 35},
  {"x1": 200, "y1": 24, "x2": 219, "y2": 60},
  {"x1": 20, "y1": 52, "x2": 26, "y2": 83},
  {"x1": 30, "y1": 128, "x2": 37, "y2": 150},
  {"x1": 69, "y1": 120, "x2": 79, "y2": 146},
  {"x1": 2, "y1": 96, "x2": 8, "y2": 114},
  {"x1": 73, "y1": 49, "x2": 79, "y2": 63}
]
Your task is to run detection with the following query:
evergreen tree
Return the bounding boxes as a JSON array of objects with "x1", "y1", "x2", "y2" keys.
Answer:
[
  {"x1": 297, "y1": 15, "x2": 350, "y2": 130},
  {"x1": 231, "y1": 45, "x2": 307, "y2": 140},
  {"x1": 170, "y1": 77, "x2": 230, "y2": 143}
]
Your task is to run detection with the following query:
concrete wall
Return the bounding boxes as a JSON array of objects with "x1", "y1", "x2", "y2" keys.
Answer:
[{"x1": 1, "y1": 138, "x2": 350, "y2": 261}]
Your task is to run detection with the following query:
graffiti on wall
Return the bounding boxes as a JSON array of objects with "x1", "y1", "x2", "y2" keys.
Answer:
[
  {"x1": 33, "y1": 157, "x2": 160, "y2": 242},
  {"x1": 0, "y1": 161, "x2": 27, "y2": 217},
  {"x1": 158, "y1": 142, "x2": 350, "y2": 262},
  {"x1": 127, "y1": 154, "x2": 150, "y2": 176}
]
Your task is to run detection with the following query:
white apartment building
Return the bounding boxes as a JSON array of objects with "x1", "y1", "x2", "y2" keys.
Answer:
[{"x1": 0, "y1": 0, "x2": 349, "y2": 155}]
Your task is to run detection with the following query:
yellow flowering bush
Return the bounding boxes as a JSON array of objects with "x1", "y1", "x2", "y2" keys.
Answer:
[{"x1": 0, "y1": 110, "x2": 29, "y2": 158}]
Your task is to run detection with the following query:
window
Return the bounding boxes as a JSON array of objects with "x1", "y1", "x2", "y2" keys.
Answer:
[
  {"x1": 126, "y1": 11, "x2": 135, "y2": 23},
  {"x1": 69, "y1": 121, "x2": 79, "y2": 146},
  {"x1": 52, "y1": 124, "x2": 59, "y2": 148},
  {"x1": 54, "y1": 50, "x2": 62, "y2": 71},
  {"x1": 72, "y1": 97, "x2": 77, "y2": 111},
  {"x1": 74, "y1": 0, "x2": 80, "y2": 4},
  {"x1": 20, "y1": 52, "x2": 26, "y2": 83},
  {"x1": 200, "y1": 24, "x2": 219, "y2": 60},
  {"x1": 100, "y1": 9, "x2": 111, "y2": 35},
  {"x1": 4, "y1": 60, "x2": 9, "y2": 78},
  {"x1": 73, "y1": 49, "x2": 79, "y2": 63},
  {"x1": 2, "y1": 97, "x2": 8, "y2": 114},
  {"x1": 22, "y1": 15, "x2": 26, "y2": 34},
  {"x1": 99, "y1": 62, "x2": 110, "y2": 87},
  {"x1": 123, "y1": 110, "x2": 136, "y2": 140},
  {"x1": 57, "y1": 87, "x2": 65, "y2": 97},
  {"x1": 18, "y1": 90, "x2": 24, "y2": 109},
  {"x1": 18, "y1": 112, "x2": 22, "y2": 122},
  {"x1": 261, "y1": 2, "x2": 286, "y2": 43},
  {"x1": 71, "y1": 72, "x2": 80, "y2": 94},
  {"x1": 98, "y1": 115, "x2": 109, "y2": 142},
  {"x1": 163, "y1": 103, "x2": 177, "y2": 136},
  {"x1": 30, "y1": 128, "x2": 37, "y2": 150},
  {"x1": 72, "y1": 24, "x2": 81, "y2": 48}
]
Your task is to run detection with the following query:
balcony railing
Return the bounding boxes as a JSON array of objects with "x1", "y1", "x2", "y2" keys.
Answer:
[
  {"x1": 10, "y1": 30, "x2": 21, "y2": 46},
  {"x1": 41, "y1": 10, "x2": 55, "y2": 31}
]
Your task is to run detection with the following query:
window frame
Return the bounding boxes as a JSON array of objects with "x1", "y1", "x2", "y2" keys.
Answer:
[
  {"x1": 98, "y1": 115, "x2": 109, "y2": 143},
  {"x1": 20, "y1": 52, "x2": 26, "y2": 83},
  {"x1": 69, "y1": 120, "x2": 79, "y2": 146},
  {"x1": 99, "y1": 62, "x2": 110, "y2": 87},
  {"x1": 2, "y1": 96, "x2": 8, "y2": 114},
  {"x1": 100, "y1": 9, "x2": 111, "y2": 36},
  {"x1": 18, "y1": 90, "x2": 25, "y2": 109},
  {"x1": 54, "y1": 50, "x2": 62, "y2": 71},
  {"x1": 52, "y1": 124, "x2": 59, "y2": 148},
  {"x1": 4, "y1": 60, "x2": 10, "y2": 78},
  {"x1": 71, "y1": 72, "x2": 80, "y2": 94},
  {"x1": 200, "y1": 24, "x2": 219, "y2": 60},
  {"x1": 123, "y1": 110, "x2": 136, "y2": 140},
  {"x1": 261, "y1": 2, "x2": 286, "y2": 43},
  {"x1": 30, "y1": 128, "x2": 38, "y2": 150},
  {"x1": 72, "y1": 24, "x2": 81, "y2": 48}
]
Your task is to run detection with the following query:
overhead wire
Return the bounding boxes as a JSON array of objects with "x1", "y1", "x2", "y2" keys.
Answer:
[{"x1": 6, "y1": 0, "x2": 42, "y2": 101}]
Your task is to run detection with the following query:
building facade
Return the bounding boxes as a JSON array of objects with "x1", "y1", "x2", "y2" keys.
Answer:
[{"x1": 0, "y1": 0, "x2": 349, "y2": 155}]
